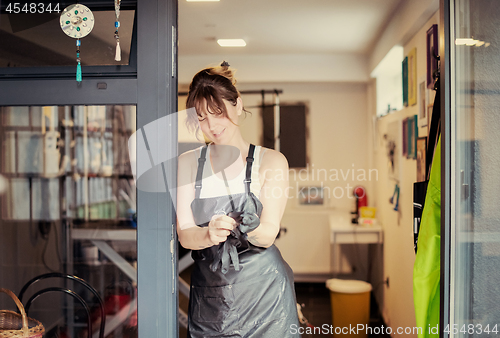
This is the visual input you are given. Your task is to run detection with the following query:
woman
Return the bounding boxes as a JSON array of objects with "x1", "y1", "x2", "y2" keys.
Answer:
[{"x1": 177, "y1": 62, "x2": 300, "y2": 337}]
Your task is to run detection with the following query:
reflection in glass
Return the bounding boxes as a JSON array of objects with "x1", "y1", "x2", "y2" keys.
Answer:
[
  {"x1": 0, "y1": 10, "x2": 135, "y2": 67},
  {"x1": 0, "y1": 105, "x2": 138, "y2": 338},
  {"x1": 451, "y1": 0, "x2": 500, "y2": 332}
]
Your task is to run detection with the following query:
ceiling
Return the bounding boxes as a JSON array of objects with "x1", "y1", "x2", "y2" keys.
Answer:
[{"x1": 178, "y1": 0, "x2": 403, "y2": 56}]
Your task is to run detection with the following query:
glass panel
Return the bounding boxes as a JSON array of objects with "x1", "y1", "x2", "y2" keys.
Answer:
[
  {"x1": 0, "y1": 105, "x2": 137, "y2": 338},
  {"x1": 0, "y1": 10, "x2": 135, "y2": 67},
  {"x1": 451, "y1": 0, "x2": 500, "y2": 335}
]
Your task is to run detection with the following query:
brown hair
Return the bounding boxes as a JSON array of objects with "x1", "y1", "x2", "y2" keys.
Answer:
[{"x1": 185, "y1": 62, "x2": 248, "y2": 135}]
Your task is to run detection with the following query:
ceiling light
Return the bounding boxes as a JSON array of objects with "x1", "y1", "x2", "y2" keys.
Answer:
[
  {"x1": 455, "y1": 38, "x2": 475, "y2": 45},
  {"x1": 455, "y1": 38, "x2": 490, "y2": 47},
  {"x1": 217, "y1": 39, "x2": 246, "y2": 47}
]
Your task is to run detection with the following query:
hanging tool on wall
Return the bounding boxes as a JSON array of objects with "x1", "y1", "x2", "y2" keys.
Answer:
[{"x1": 390, "y1": 183, "x2": 400, "y2": 211}]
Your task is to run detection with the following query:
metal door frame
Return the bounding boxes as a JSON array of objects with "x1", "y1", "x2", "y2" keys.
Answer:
[
  {"x1": 0, "y1": 0, "x2": 179, "y2": 336},
  {"x1": 440, "y1": 0, "x2": 452, "y2": 337}
]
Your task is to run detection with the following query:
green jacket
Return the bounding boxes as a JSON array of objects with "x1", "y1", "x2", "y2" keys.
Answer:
[{"x1": 413, "y1": 136, "x2": 441, "y2": 337}]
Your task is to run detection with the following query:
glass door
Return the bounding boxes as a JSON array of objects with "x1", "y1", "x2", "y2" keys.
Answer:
[
  {"x1": 446, "y1": 0, "x2": 500, "y2": 336},
  {"x1": 0, "y1": 105, "x2": 138, "y2": 338},
  {"x1": 0, "y1": 0, "x2": 179, "y2": 336}
]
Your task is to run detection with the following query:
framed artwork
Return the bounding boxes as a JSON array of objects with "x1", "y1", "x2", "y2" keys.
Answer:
[
  {"x1": 427, "y1": 24, "x2": 439, "y2": 89},
  {"x1": 402, "y1": 56, "x2": 408, "y2": 107},
  {"x1": 416, "y1": 137, "x2": 427, "y2": 181},
  {"x1": 298, "y1": 186, "x2": 325, "y2": 205},
  {"x1": 408, "y1": 48, "x2": 417, "y2": 106},
  {"x1": 418, "y1": 80, "x2": 428, "y2": 136},
  {"x1": 407, "y1": 114, "x2": 418, "y2": 159},
  {"x1": 402, "y1": 118, "x2": 408, "y2": 157}
]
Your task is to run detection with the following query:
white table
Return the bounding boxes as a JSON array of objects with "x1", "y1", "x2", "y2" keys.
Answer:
[{"x1": 329, "y1": 211, "x2": 383, "y2": 276}]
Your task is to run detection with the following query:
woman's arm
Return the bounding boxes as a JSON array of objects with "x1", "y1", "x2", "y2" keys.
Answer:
[
  {"x1": 247, "y1": 149, "x2": 289, "y2": 248},
  {"x1": 176, "y1": 150, "x2": 235, "y2": 250}
]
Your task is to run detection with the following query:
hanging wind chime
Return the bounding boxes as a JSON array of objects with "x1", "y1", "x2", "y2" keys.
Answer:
[
  {"x1": 114, "y1": 0, "x2": 121, "y2": 62},
  {"x1": 59, "y1": 4, "x2": 95, "y2": 82}
]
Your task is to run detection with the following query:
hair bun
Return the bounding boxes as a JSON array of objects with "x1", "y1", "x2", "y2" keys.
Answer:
[{"x1": 220, "y1": 61, "x2": 230, "y2": 67}]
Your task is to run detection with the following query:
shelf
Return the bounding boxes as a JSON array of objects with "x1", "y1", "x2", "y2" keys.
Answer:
[{"x1": 72, "y1": 229, "x2": 136, "y2": 241}]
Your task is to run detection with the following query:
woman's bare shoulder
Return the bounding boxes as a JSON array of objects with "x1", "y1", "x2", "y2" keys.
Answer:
[
  {"x1": 259, "y1": 147, "x2": 289, "y2": 171},
  {"x1": 178, "y1": 147, "x2": 200, "y2": 166}
]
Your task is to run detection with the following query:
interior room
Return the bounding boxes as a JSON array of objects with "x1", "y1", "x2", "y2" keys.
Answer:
[
  {"x1": 3, "y1": 0, "x2": 499, "y2": 337},
  {"x1": 176, "y1": 0, "x2": 438, "y2": 337}
]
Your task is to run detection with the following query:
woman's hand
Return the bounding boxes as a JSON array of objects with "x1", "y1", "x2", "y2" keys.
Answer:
[{"x1": 208, "y1": 215, "x2": 236, "y2": 245}]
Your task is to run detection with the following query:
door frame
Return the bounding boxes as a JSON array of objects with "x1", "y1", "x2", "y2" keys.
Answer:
[
  {"x1": 439, "y1": 0, "x2": 452, "y2": 336},
  {"x1": 0, "y1": 0, "x2": 179, "y2": 336}
]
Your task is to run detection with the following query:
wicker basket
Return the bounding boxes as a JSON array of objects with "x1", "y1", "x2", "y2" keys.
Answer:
[{"x1": 0, "y1": 288, "x2": 44, "y2": 338}]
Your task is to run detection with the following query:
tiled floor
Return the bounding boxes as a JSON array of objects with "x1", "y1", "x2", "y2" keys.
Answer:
[{"x1": 295, "y1": 282, "x2": 390, "y2": 338}]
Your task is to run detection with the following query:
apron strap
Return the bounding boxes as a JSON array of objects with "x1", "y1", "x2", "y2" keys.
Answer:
[
  {"x1": 195, "y1": 144, "x2": 255, "y2": 199},
  {"x1": 194, "y1": 146, "x2": 208, "y2": 199},
  {"x1": 244, "y1": 144, "x2": 255, "y2": 195}
]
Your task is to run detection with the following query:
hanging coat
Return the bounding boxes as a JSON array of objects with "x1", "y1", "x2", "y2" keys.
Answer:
[{"x1": 413, "y1": 136, "x2": 441, "y2": 337}]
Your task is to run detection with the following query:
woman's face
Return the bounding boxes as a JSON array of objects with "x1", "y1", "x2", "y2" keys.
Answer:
[{"x1": 198, "y1": 97, "x2": 242, "y2": 144}]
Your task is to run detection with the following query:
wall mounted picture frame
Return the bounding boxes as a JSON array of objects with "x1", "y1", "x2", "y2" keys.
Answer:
[
  {"x1": 298, "y1": 186, "x2": 325, "y2": 205},
  {"x1": 427, "y1": 24, "x2": 439, "y2": 89},
  {"x1": 407, "y1": 114, "x2": 418, "y2": 159},
  {"x1": 408, "y1": 48, "x2": 417, "y2": 106},
  {"x1": 416, "y1": 137, "x2": 427, "y2": 181},
  {"x1": 402, "y1": 117, "x2": 408, "y2": 157},
  {"x1": 402, "y1": 56, "x2": 408, "y2": 107},
  {"x1": 418, "y1": 80, "x2": 428, "y2": 136}
]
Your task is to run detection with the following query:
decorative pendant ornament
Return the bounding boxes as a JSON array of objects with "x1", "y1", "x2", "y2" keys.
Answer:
[
  {"x1": 114, "y1": 0, "x2": 121, "y2": 62},
  {"x1": 76, "y1": 39, "x2": 82, "y2": 82},
  {"x1": 59, "y1": 4, "x2": 95, "y2": 82}
]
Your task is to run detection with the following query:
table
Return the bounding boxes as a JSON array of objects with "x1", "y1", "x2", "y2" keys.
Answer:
[{"x1": 329, "y1": 211, "x2": 383, "y2": 276}]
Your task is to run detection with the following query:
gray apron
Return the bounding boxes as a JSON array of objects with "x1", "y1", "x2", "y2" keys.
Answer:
[{"x1": 188, "y1": 145, "x2": 300, "y2": 338}]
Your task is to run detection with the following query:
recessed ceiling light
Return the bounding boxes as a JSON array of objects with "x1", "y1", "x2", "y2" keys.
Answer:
[
  {"x1": 455, "y1": 38, "x2": 476, "y2": 45},
  {"x1": 217, "y1": 39, "x2": 246, "y2": 47},
  {"x1": 455, "y1": 38, "x2": 490, "y2": 47},
  {"x1": 186, "y1": 0, "x2": 219, "y2": 2}
]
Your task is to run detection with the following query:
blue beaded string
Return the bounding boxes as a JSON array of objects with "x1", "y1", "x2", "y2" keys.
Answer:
[{"x1": 76, "y1": 39, "x2": 82, "y2": 82}]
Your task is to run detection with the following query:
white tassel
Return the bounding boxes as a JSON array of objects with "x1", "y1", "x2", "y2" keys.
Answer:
[{"x1": 115, "y1": 41, "x2": 121, "y2": 61}]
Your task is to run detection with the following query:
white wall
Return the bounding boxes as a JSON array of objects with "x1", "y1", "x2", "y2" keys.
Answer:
[
  {"x1": 236, "y1": 82, "x2": 371, "y2": 212},
  {"x1": 179, "y1": 54, "x2": 369, "y2": 84},
  {"x1": 369, "y1": 10, "x2": 439, "y2": 334},
  {"x1": 369, "y1": 0, "x2": 439, "y2": 74}
]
